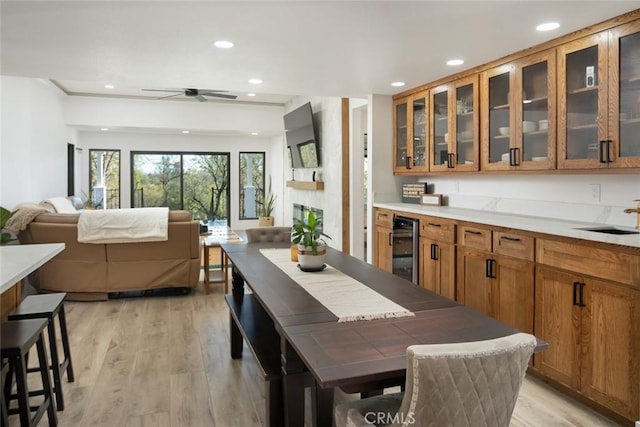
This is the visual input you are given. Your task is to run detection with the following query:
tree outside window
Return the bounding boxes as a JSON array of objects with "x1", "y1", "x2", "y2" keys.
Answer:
[
  {"x1": 239, "y1": 152, "x2": 265, "y2": 219},
  {"x1": 89, "y1": 149, "x2": 121, "y2": 209}
]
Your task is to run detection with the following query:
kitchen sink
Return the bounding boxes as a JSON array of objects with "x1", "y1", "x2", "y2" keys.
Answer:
[{"x1": 575, "y1": 226, "x2": 640, "y2": 235}]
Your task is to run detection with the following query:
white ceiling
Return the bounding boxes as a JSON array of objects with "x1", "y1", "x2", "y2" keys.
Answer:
[{"x1": 1, "y1": 1, "x2": 639, "y2": 106}]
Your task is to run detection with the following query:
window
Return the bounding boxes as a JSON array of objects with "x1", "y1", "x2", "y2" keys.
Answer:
[
  {"x1": 239, "y1": 152, "x2": 265, "y2": 219},
  {"x1": 131, "y1": 152, "x2": 230, "y2": 225},
  {"x1": 89, "y1": 149, "x2": 121, "y2": 209}
]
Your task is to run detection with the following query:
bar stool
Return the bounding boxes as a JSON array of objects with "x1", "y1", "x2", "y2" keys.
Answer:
[
  {"x1": 1, "y1": 318, "x2": 57, "y2": 426},
  {"x1": 8, "y1": 293, "x2": 74, "y2": 411},
  {"x1": 1, "y1": 361, "x2": 9, "y2": 427}
]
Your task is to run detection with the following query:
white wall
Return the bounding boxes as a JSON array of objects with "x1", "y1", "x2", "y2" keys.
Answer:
[
  {"x1": 0, "y1": 76, "x2": 74, "y2": 209},
  {"x1": 283, "y1": 96, "x2": 344, "y2": 249}
]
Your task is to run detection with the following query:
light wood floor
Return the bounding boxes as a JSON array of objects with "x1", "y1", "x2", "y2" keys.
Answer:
[{"x1": 8, "y1": 276, "x2": 624, "y2": 427}]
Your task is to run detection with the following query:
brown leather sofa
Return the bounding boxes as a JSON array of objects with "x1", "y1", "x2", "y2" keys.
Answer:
[{"x1": 18, "y1": 210, "x2": 200, "y2": 300}]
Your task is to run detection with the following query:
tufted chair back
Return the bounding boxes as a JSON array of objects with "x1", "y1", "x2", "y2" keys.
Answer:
[
  {"x1": 245, "y1": 226, "x2": 292, "y2": 243},
  {"x1": 335, "y1": 333, "x2": 536, "y2": 427}
]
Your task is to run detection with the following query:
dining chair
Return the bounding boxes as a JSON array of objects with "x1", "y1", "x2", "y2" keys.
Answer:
[
  {"x1": 245, "y1": 226, "x2": 292, "y2": 243},
  {"x1": 334, "y1": 333, "x2": 537, "y2": 427}
]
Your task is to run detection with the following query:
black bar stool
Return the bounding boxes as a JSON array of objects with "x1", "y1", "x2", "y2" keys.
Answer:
[
  {"x1": 8, "y1": 293, "x2": 74, "y2": 411},
  {"x1": 1, "y1": 361, "x2": 9, "y2": 427},
  {"x1": 1, "y1": 319, "x2": 57, "y2": 426}
]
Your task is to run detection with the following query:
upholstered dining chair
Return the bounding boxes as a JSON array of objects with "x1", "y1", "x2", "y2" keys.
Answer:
[
  {"x1": 334, "y1": 333, "x2": 537, "y2": 427},
  {"x1": 245, "y1": 226, "x2": 292, "y2": 243}
]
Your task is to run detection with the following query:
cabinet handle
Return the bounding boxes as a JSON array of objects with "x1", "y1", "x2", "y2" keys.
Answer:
[
  {"x1": 490, "y1": 259, "x2": 497, "y2": 279},
  {"x1": 513, "y1": 147, "x2": 520, "y2": 166},
  {"x1": 572, "y1": 281, "x2": 580, "y2": 306},
  {"x1": 428, "y1": 222, "x2": 442, "y2": 227},
  {"x1": 465, "y1": 230, "x2": 482, "y2": 236},
  {"x1": 579, "y1": 282, "x2": 586, "y2": 307},
  {"x1": 606, "y1": 140, "x2": 612, "y2": 163},
  {"x1": 500, "y1": 236, "x2": 521, "y2": 242},
  {"x1": 485, "y1": 259, "x2": 492, "y2": 278},
  {"x1": 430, "y1": 243, "x2": 438, "y2": 260},
  {"x1": 509, "y1": 148, "x2": 515, "y2": 166},
  {"x1": 406, "y1": 155, "x2": 413, "y2": 169},
  {"x1": 388, "y1": 232, "x2": 392, "y2": 247},
  {"x1": 447, "y1": 153, "x2": 455, "y2": 168},
  {"x1": 599, "y1": 140, "x2": 607, "y2": 163}
]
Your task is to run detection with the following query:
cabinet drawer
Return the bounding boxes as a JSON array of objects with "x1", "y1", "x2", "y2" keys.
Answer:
[
  {"x1": 419, "y1": 216, "x2": 456, "y2": 243},
  {"x1": 493, "y1": 231, "x2": 534, "y2": 261},
  {"x1": 537, "y1": 239, "x2": 640, "y2": 287},
  {"x1": 374, "y1": 209, "x2": 394, "y2": 228},
  {"x1": 458, "y1": 225, "x2": 492, "y2": 251}
]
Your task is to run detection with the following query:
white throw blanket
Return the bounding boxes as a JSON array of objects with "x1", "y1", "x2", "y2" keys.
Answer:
[
  {"x1": 260, "y1": 248, "x2": 415, "y2": 323},
  {"x1": 78, "y1": 207, "x2": 169, "y2": 244}
]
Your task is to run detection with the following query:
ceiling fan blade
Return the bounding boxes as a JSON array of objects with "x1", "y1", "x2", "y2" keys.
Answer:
[
  {"x1": 195, "y1": 95, "x2": 207, "y2": 102},
  {"x1": 198, "y1": 89, "x2": 229, "y2": 93},
  {"x1": 201, "y1": 92, "x2": 238, "y2": 100},
  {"x1": 141, "y1": 89, "x2": 182, "y2": 93},
  {"x1": 158, "y1": 93, "x2": 182, "y2": 100}
]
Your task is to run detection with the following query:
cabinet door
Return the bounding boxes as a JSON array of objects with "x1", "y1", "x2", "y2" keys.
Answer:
[
  {"x1": 481, "y1": 64, "x2": 515, "y2": 171},
  {"x1": 557, "y1": 32, "x2": 609, "y2": 169},
  {"x1": 493, "y1": 256, "x2": 534, "y2": 334},
  {"x1": 517, "y1": 50, "x2": 557, "y2": 170},
  {"x1": 410, "y1": 93, "x2": 429, "y2": 173},
  {"x1": 453, "y1": 75, "x2": 480, "y2": 171},
  {"x1": 375, "y1": 226, "x2": 393, "y2": 273},
  {"x1": 608, "y1": 20, "x2": 640, "y2": 168},
  {"x1": 420, "y1": 238, "x2": 455, "y2": 300},
  {"x1": 429, "y1": 84, "x2": 452, "y2": 172},
  {"x1": 534, "y1": 267, "x2": 581, "y2": 389},
  {"x1": 581, "y1": 278, "x2": 640, "y2": 421},
  {"x1": 393, "y1": 98, "x2": 409, "y2": 173},
  {"x1": 457, "y1": 247, "x2": 491, "y2": 313}
]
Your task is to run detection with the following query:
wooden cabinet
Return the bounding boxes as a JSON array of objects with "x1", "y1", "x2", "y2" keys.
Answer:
[
  {"x1": 457, "y1": 224, "x2": 534, "y2": 334},
  {"x1": 558, "y1": 20, "x2": 640, "y2": 169},
  {"x1": 418, "y1": 216, "x2": 456, "y2": 300},
  {"x1": 535, "y1": 238, "x2": 640, "y2": 422},
  {"x1": 429, "y1": 75, "x2": 479, "y2": 172},
  {"x1": 373, "y1": 209, "x2": 393, "y2": 272},
  {"x1": 393, "y1": 91, "x2": 428, "y2": 174},
  {"x1": 481, "y1": 50, "x2": 557, "y2": 171}
]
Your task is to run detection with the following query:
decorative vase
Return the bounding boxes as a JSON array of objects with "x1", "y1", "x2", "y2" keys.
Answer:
[
  {"x1": 258, "y1": 216, "x2": 274, "y2": 226},
  {"x1": 297, "y1": 243, "x2": 326, "y2": 269}
]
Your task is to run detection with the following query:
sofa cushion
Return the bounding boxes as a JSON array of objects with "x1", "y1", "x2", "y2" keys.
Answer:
[{"x1": 42, "y1": 197, "x2": 78, "y2": 213}]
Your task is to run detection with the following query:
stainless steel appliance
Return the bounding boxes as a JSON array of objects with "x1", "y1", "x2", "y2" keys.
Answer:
[{"x1": 392, "y1": 216, "x2": 419, "y2": 284}]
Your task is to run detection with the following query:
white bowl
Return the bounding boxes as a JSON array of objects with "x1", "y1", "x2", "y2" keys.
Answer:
[
  {"x1": 501, "y1": 152, "x2": 510, "y2": 162},
  {"x1": 498, "y1": 127, "x2": 509, "y2": 136},
  {"x1": 523, "y1": 121, "x2": 537, "y2": 133},
  {"x1": 443, "y1": 133, "x2": 449, "y2": 143},
  {"x1": 460, "y1": 130, "x2": 473, "y2": 140}
]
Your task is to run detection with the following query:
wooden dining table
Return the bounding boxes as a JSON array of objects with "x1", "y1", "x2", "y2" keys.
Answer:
[{"x1": 221, "y1": 242, "x2": 547, "y2": 427}]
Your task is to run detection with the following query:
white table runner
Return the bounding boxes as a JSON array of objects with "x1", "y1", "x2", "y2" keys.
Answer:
[{"x1": 260, "y1": 249, "x2": 414, "y2": 323}]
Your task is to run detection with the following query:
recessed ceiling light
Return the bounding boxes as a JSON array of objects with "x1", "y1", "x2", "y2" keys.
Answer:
[
  {"x1": 104, "y1": 84, "x2": 114, "y2": 89},
  {"x1": 100, "y1": 128, "x2": 109, "y2": 131},
  {"x1": 214, "y1": 40, "x2": 234, "y2": 49},
  {"x1": 247, "y1": 93, "x2": 256, "y2": 97},
  {"x1": 536, "y1": 22, "x2": 560, "y2": 32},
  {"x1": 446, "y1": 59, "x2": 464, "y2": 66},
  {"x1": 391, "y1": 81, "x2": 405, "y2": 87},
  {"x1": 251, "y1": 132, "x2": 259, "y2": 136},
  {"x1": 248, "y1": 78, "x2": 263, "y2": 85},
  {"x1": 182, "y1": 130, "x2": 190, "y2": 134}
]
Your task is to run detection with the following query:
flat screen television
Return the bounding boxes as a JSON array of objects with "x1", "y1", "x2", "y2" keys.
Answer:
[{"x1": 284, "y1": 102, "x2": 320, "y2": 168}]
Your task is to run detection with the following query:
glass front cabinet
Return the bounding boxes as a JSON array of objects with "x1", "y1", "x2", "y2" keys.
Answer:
[
  {"x1": 558, "y1": 21, "x2": 640, "y2": 169},
  {"x1": 393, "y1": 91, "x2": 429, "y2": 174},
  {"x1": 481, "y1": 51, "x2": 556, "y2": 171},
  {"x1": 429, "y1": 76, "x2": 479, "y2": 172}
]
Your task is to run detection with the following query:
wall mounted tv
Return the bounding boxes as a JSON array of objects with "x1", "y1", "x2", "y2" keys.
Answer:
[{"x1": 284, "y1": 102, "x2": 320, "y2": 168}]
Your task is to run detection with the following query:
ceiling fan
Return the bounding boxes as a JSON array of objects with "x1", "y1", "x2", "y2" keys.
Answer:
[{"x1": 141, "y1": 88, "x2": 237, "y2": 102}]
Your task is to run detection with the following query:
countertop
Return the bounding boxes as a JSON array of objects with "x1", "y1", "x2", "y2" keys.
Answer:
[
  {"x1": 374, "y1": 202, "x2": 640, "y2": 249},
  {"x1": 0, "y1": 243, "x2": 65, "y2": 293}
]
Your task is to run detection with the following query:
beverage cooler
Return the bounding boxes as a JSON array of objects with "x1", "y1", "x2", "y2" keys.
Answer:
[{"x1": 392, "y1": 216, "x2": 419, "y2": 284}]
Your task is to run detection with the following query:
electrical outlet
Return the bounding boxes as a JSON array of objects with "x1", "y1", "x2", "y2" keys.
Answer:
[{"x1": 590, "y1": 184, "x2": 601, "y2": 201}]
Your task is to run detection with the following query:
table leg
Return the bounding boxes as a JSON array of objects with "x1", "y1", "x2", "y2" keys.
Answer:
[
  {"x1": 281, "y1": 337, "x2": 305, "y2": 427},
  {"x1": 230, "y1": 266, "x2": 245, "y2": 359},
  {"x1": 231, "y1": 266, "x2": 244, "y2": 297},
  {"x1": 310, "y1": 385, "x2": 334, "y2": 427},
  {"x1": 203, "y1": 244, "x2": 211, "y2": 294}
]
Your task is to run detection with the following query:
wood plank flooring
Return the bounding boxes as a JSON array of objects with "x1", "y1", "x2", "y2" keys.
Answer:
[{"x1": 7, "y1": 275, "x2": 624, "y2": 426}]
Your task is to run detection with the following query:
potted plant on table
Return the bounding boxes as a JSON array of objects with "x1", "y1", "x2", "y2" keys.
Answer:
[
  {"x1": 291, "y1": 210, "x2": 332, "y2": 270},
  {"x1": 0, "y1": 206, "x2": 16, "y2": 244},
  {"x1": 258, "y1": 176, "x2": 276, "y2": 226}
]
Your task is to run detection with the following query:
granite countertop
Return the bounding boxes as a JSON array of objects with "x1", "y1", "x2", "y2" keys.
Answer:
[{"x1": 374, "y1": 202, "x2": 640, "y2": 249}]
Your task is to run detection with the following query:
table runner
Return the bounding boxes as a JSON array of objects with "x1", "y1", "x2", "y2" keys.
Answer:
[{"x1": 260, "y1": 248, "x2": 414, "y2": 323}]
